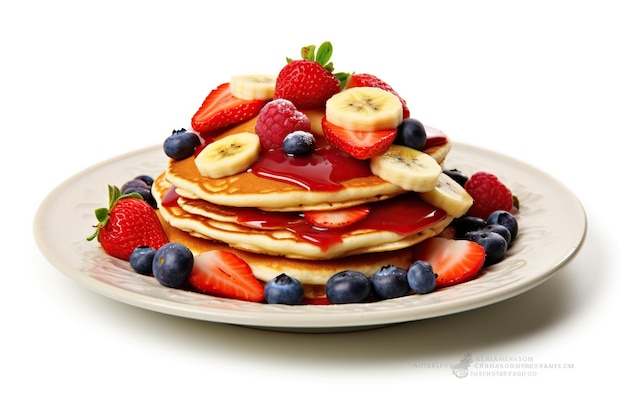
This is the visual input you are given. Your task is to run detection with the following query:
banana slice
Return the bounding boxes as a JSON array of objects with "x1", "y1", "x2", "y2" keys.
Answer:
[
  {"x1": 326, "y1": 87, "x2": 403, "y2": 132},
  {"x1": 370, "y1": 145, "x2": 441, "y2": 192},
  {"x1": 230, "y1": 74, "x2": 277, "y2": 100},
  {"x1": 195, "y1": 132, "x2": 261, "y2": 178},
  {"x1": 419, "y1": 172, "x2": 473, "y2": 217}
]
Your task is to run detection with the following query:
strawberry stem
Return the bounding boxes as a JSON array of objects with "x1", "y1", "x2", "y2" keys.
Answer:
[
  {"x1": 288, "y1": 41, "x2": 350, "y2": 88},
  {"x1": 86, "y1": 185, "x2": 144, "y2": 241}
]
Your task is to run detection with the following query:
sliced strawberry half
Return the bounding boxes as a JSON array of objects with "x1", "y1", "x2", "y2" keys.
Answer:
[
  {"x1": 304, "y1": 205, "x2": 371, "y2": 229},
  {"x1": 191, "y1": 83, "x2": 266, "y2": 133},
  {"x1": 321, "y1": 117, "x2": 397, "y2": 160},
  {"x1": 188, "y1": 250, "x2": 265, "y2": 302},
  {"x1": 413, "y1": 237, "x2": 486, "y2": 288}
]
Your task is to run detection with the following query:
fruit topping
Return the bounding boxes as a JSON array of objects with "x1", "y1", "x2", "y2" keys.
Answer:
[
  {"x1": 273, "y1": 42, "x2": 348, "y2": 109},
  {"x1": 163, "y1": 128, "x2": 201, "y2": 160},
  {"x1": 325, "y1": 270, "x2": 372, "y2": 304},
  {"x1": 443, "y1": 168, "x2": 469, "y2": 187},
  {"x1": 321, "y1": 116, "x2": 397, "y2": 160},
  {"x1": 462, "y1": 230, "x2": 508, "y2": 266},
  {"x1": 369, "y1": 144, "x2": 442, "y2": 192},
  {"x1": 464, "y1": 171, "x2": 514, "y2": 219},
  {"x1": 194, "y1": 132, "x2": 261, "y2": 178},
  {"x1": 407, "y1": 260, "x2": 438, "y2": 294},
  {"x1": 325, "y1": 87, "x2": 403, "y2": 132},
  {"x1": 188, "y1": 250, "x2": 265, "y2": 302},
  {"x1": 264, "y1": 273, "x2": 305, "y2": 305},
  {"x1": 283, "y1": 130, "x2": 316, "y2": 156},
  {"x1": 345, "y1": 72, "x2": 411, "y2": 119},
  {"x1": 121, "y1": 175, "x2": 157, "y2": 209},
  {"x1": 230, "y1": 74, "x2": 277, "y2": 100},
  {"x1": 191, "y1": 83, "x2": 267, "y2": 133},
  {"x1": 86, "y1": 185, "x2": 169, "y2": 261},
  {"x1": 152, "y1": 242, "x2": 195, "y2": 288},
  {"x1": 303, "y1": 205, "x2": 371, "y2": 229},
  {"x1": 370, "y1": 265, "x2": 410, "y2": 300},
  {"x1": 254, "y1": 99, "x2": 311, "y2": 150},
  {"x1": 129, "y1": 246, "x2": 157, "y2": 276},
  {"x1": 481, "y1": 223, "x2": 512, "y2": 246},
  {"x1": 420, "y1": 172, "x2": 474, "y2": 218},
  {"x1": 395, "y1": 118, "x2": 427, "y2": 150},
  {"x1": 413, "y1": 237, "x2": 486, "y2": 288},
  {"x1": 453, "y1": 216, "x2": 488, "y2": 238},
  {"x1": 487, "y1": 210, "x2": 519, "y2": 242}
]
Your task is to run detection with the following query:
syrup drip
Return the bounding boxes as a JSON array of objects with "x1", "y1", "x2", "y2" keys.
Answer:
[
  {"x1": 236, "y1": 194, "x2": 447, "y2": 251},
  {"x1": 161, "y1": 186, "x2": 180, "y2": 208}
]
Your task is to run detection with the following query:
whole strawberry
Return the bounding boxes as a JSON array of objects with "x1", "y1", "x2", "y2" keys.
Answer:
[
  {"x1": 87, "y1": 185, "x2": 169, "y2": 261},
  {"x1": 464, "y1": 171, "x2": 515, "y2": 219},
  {"x1": 273, "y1": 42, "x2": 349, "y2": 109}
]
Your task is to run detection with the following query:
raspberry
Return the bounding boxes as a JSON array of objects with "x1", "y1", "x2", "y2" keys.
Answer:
[
  {"x1": 254, "y1": 99, "x2": 311, "y2": 150},
  {"x1": 464, "y1": 171, "x2": 513, "y2": 219}
]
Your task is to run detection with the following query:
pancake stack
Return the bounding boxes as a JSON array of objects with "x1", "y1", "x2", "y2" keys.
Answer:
[{"x1": 152, "y1": 115, "x2": 470, "y2": 287}]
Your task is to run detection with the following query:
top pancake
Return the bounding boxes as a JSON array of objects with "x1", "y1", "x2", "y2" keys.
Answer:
[{"x1": 165, "y1": 117, "x2": 451, "y2": 211}]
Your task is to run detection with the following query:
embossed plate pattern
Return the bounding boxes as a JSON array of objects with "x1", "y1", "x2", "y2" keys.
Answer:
[{"x1": 34, "y1": 144, "x2": 586, "y2": 331}]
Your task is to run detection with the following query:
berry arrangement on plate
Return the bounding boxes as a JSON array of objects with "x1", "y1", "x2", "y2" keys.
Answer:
[{"x1": 88, "y1": 42, "x2": 519, "y2": 306}]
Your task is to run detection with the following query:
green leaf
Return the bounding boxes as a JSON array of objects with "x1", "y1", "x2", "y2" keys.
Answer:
[
  {"x1": 334, "y1": 71, "x2": 351, "y2": 89},
  {"x1": 119, "y1": 192, "x2": 144, "y2": 201},
  {"x1": 108, "y1": 185, "x2": 121, "y2": 209},
  {"x1": 301, "y1": 45, "x2": 316, "y2": 61},
  {"x1": 94, "y1": 207, "x2": 110, "y2": 223},
  {"x1": 315, "y1": 41, "x2": 333, "y2": 66}
]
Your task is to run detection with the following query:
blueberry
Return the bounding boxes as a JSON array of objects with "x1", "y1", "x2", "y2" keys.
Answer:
[
  {"x1": 486, "y1": 210, "x2": 518, "y2": 241},
  {"x1": 325, "y1": 270, "x2": 371, "y2": 304},
  {"x1": 152, "y1": 242, "x2": 194, "y2": 288},
  {"x1": 395, "y1": 118, "x2": 427, "y2": 150},
  {"x1": 264, "y1": 273, "x2": 304, "y2": 305},
  {"x1": 121, "y1": 178, "x2": 151, "y2": 194},
  {"x1": 134, "y1": 175, "x2": 154, "y2": 187},
  {"x1": 443, "y1": 168, "x2": 469, "y2": 187},
  {"x1": 407, "y1": 260, "x2": 437, "y2": 294},
  {"x1": 129, "y1": 246, "x2": 156, "y2": 275},
  {"x1": 454, "y1": 216, "x2": 487, "y2": 238},
  {"x1": 123, "y1": 187, "x2": 157, "y2": 209},
  {"x1": 370, "y1": 265, "x2": 409, "y2": 300},
  {"x1": 163, "y1": 128, "x2": 201, "y2": 160},
  {"x1": 463, "y1": 230, "x2": 508, "y2": 265},
  {"x1": 482, "y1": 224, "x2": 512, "y2": 246},
  {"x1": 283, "y1": 131, "x2": 316, "y2": 156}
]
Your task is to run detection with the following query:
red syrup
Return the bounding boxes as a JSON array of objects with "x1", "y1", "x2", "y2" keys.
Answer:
[
  {"x1": 161, "y1": 186, "x2": 180, "y2": 207},
  {"x1": 250, "y1": 147, "x2": 372, "y2": 191},
  {"x1": 236, "y1": 194, "x2": 447, "y2": 252},
  {"x1": 425, "y1": 126, "x2": 448, "y2": 147}
]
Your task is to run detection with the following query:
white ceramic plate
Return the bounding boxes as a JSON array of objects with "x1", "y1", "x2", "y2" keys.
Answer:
[{"x1": 34, "y1": 144, "x2": 586, "y2": 332}]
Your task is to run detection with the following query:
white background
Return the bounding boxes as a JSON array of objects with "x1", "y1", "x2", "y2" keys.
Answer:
[{"x1": 2, "y1": 0, "x2": 623, "y2": 415}]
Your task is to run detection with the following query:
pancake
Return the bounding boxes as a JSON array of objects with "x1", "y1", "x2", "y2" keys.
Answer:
[
  {"x1": 158, "y1": 208, "x2": 430, "y2": 286},
  {"x1": 154, "y1": 172, "x2": 454, "y2": 260},
  {"x1": 164, "y1": 116, "x2": 451, "y2": 211}
]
